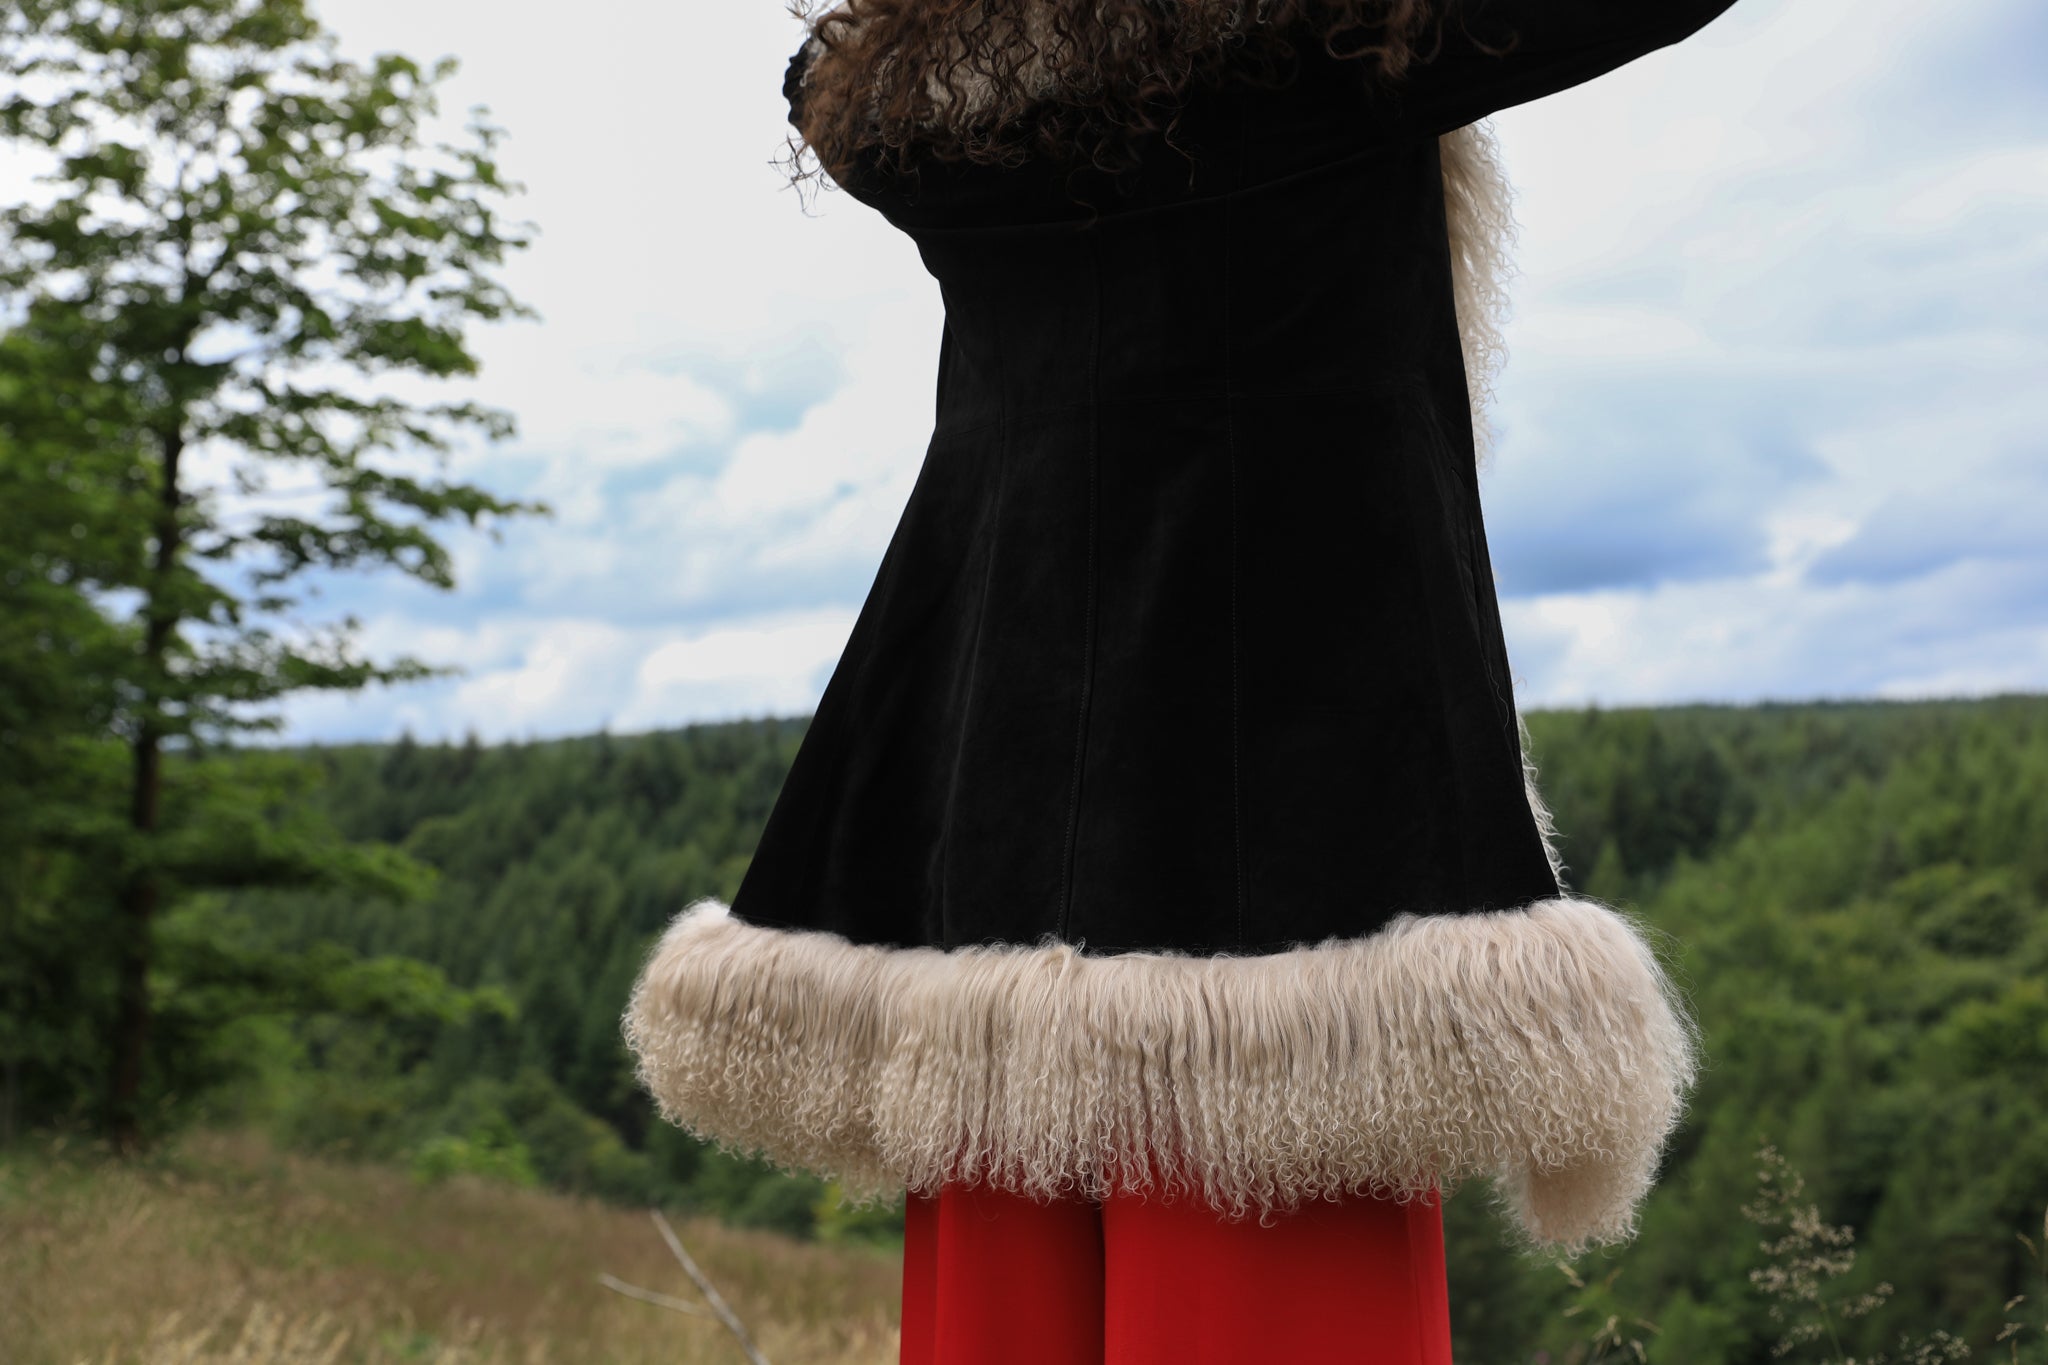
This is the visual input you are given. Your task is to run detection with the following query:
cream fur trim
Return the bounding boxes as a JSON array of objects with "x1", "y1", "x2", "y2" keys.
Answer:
[
  {"x1": 623, "y1": 895, "x2": 1698, "y2": 1254},
  {"x1": 1439, "y1": 119, "x2": 1520, "y2": 474},
  {"x1": 1516, "y1": 706, "x2": 1571, "y2": 889}
]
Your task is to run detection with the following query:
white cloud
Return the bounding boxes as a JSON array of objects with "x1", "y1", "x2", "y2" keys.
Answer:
[
  {"x1": 1505, "y1": 557, "x2": 2048, "y2": 710},
  {"x1": 620, "y1": 608, "x2": 858, "y2": 731},
  {"x1": 285, "y1": 606, "x2": 859, "y2": 742},
  {"x1": 1475, "y1": 0, "x2": 2047, "y2": 708}
]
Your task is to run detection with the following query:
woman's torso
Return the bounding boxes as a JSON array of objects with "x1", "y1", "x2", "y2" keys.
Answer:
[{"x1": 731, "y1": 1, "x2": 1736, "y2": 954}]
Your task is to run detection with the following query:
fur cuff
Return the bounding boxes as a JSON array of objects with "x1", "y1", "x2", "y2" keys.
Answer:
[{"x1": 622, "y1": 896, "x2": 1698, "y2": 1254}]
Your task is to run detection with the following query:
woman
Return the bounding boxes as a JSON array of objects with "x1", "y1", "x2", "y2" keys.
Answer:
[{"x1": 626, "y1": 0, "x2": 1740, "y2": 1358}]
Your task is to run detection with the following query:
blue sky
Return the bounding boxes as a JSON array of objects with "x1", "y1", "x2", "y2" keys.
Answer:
[{"x1": 246, "y1": 0, "x2": 2048, "y2": 739}]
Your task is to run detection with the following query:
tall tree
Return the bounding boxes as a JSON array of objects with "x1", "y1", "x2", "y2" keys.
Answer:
[{"x1": 0, "y1": 0, "x2": 541, "y2": 1149}]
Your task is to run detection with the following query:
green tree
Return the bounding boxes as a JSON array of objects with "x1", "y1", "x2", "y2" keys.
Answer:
[{"x1": 0, "y1": 0, "x2": 541, "y2": 1149}]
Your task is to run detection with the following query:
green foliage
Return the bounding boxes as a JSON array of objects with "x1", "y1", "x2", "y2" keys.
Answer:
[
  {"x1": 224, "y1": 723, "x2": 804, "y2": 1137},
  {"x1": 0, "y1": 0, "x2": 543, "y2": 724},
  {"x1": 0, "y1": 0, "x2": 540, "y2": 1146},
  {"x1": 410, "y1": 1130, "x2": 538, "y2": 1189},
  {"x1": 1556, "y1": 1257, "x2": 1663, "y2": 1364},
  {"x1": 814, "y1": 1182, "x2": 909, "y2": 1248},
  {"x1": 217, "y1": 723, "x2": 814, "y2": 1228},
  {"x1": 1461, "y1": 697, "x2": 2048, "y2": 1365}
]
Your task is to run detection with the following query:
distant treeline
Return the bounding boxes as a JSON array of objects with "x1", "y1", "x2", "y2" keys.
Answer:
[{"x1": 6, "y1": 694, "x2": 2046, "y2": 1364}]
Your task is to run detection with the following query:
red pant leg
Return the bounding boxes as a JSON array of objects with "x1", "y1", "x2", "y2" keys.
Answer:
[
  {"x1": 899, "y1": 1183, "x2": 1106, "y2": 1365},
  {"x1": 1101, "y1": 1184, "x2": 1454, "y2": 1365},
  {"x1": 901, "y1": 1190, "x2": 940, "y2": 1365}
]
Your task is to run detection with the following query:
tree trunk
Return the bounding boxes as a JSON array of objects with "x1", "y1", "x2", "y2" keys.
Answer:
[
  {"x1": 108, "y1": 727, "x2": 161, "y2": 1152},
  {"x1": 108, "y1": 423, "x2": 182, "y2": 1154}
]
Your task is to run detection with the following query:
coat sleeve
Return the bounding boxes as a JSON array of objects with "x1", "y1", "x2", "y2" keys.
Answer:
[{"x1": 1390, "y1": 0, "x2": 1745, "y2": 136}]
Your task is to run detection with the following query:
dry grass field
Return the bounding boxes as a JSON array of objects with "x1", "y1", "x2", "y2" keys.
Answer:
[{"x1": 0, "y1": 1130, "x2": 902, "y2": 1365}]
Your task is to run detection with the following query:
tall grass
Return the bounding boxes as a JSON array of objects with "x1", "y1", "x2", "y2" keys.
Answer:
[
  {"x1": 14, "y1": 1129, "x2": 2045, "y2": 1364},
  {"x1": 0, "y1": 1130, "x2": 899, "y2": 1365}
]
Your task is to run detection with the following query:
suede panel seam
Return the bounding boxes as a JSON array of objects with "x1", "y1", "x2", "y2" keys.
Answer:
[
  {"x1": 1225, "y1": 112, "x2": 1248, "y2": 947},
  {"x1": 1056, "y1": 235, "x2": 1104, "y2": 940},
  {"x1": 936, "y1": 355, "x2": 1010, "y2": 945}
]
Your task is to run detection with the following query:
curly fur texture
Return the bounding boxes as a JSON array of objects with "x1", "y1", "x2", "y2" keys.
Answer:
[
  {"x1": 1517, "y1": 707, "x2": 1570, "y2": 889},
  {"x1": 1439, "y1": 118, "x2": 1520, "y2": 473},
  {"x1": 623, "y1": 894, "x2": 1700, "y2": 1254}
]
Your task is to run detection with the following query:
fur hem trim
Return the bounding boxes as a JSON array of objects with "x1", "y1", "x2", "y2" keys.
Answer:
[{"x1": 622, "y1": 895, "x2": 1699, "y2": 1255}]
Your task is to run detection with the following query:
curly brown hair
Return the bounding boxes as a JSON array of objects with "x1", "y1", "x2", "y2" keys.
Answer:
[{"x1": 782, "y1": 0, "x2": 1456, "y2": 195}]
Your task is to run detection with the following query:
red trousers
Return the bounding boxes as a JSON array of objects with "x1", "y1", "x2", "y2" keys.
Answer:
[{"x1": 900, "y1": 1180, "x2": 1454, "y2": 1364}]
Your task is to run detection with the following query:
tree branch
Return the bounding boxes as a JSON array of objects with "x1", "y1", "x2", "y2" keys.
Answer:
[
  {"x1": 650, "y1": 1209, "x2": 772, "y2": 1365},
  {"x1": 595, "y1": 1272, "x2": 711, "y2": 1319}
]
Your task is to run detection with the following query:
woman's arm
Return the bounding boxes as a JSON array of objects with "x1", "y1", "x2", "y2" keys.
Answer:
[{"x1": 1391, "y1": 0, "x2": 1746, "y2": 135}]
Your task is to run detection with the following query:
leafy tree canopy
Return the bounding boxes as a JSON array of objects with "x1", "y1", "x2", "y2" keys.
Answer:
[{"x1": 0, "y1": 0, "x2": 544, "y2": 1147}]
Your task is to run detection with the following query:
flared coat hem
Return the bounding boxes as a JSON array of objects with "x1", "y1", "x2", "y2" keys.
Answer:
[{"x1": 621, "y1": 893, "x2": 1699, "y2": 1257}]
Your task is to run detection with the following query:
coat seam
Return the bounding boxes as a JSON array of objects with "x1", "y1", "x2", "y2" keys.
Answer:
[
  {"x1": 1400, "y1": 385, "x2": 1478, "y2": 898},
  {"x1": 1226, "y1": 107, "x2": 1248, "y2": 948},
  {"x1": 937, "y1": 340, "x2": 1009, "y2": 943},
  {"x1": 1056, "y1": 234, "x2": 1103, "y2": 940}
]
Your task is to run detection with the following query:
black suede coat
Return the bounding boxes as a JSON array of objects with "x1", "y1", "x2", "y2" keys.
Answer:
[
  {"x1": 733, "y1": 0, "x2": 1739, "y2": 956},
  {"x1": 622, "y1": 0, "x2": 1742, "y2": 1251}
]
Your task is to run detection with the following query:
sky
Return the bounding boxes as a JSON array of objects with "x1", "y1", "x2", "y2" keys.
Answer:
[{"x1": 205, "y1": 0, "x2": 2048, "y2": 739}]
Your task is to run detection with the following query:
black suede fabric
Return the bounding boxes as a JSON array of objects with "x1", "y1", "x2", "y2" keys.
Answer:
[{"x1": 734, "y1": 0, "x2": 1741, "y2": 955}]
